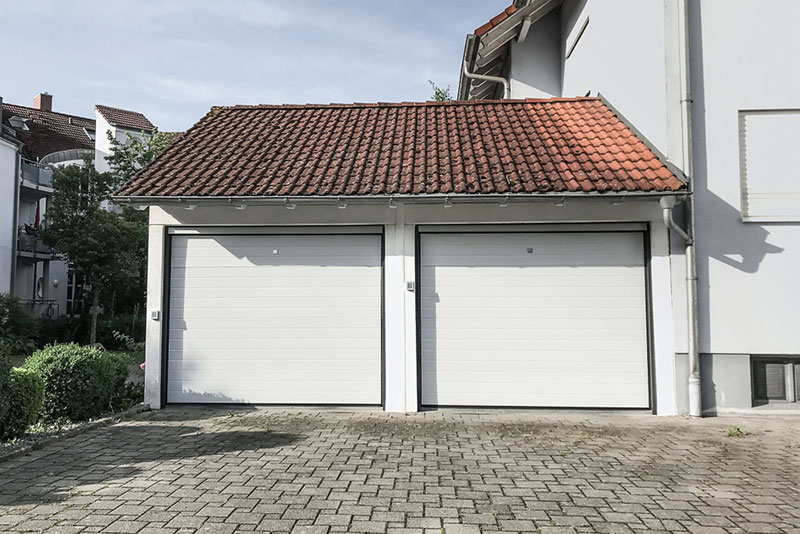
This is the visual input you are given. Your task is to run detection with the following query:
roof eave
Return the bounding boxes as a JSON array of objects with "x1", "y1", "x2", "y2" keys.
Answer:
[
  {"x1": 113, "y1": 191, "x2": 688, "y2": 206},
  {"x1": 458, "y1": 0, "x2": 563, "y2": 101}
]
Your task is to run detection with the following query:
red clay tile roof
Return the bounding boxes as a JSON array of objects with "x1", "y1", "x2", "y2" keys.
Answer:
[
  {"x1": 115, "y1": 98, "x2": 684, "y2": 198},
  {"x1": 1, "y1": 103, "x2": 95, "y2": 161},
  {"x1": 475, "y1": 4, "x2": 517, "y2": 36},
  {"x1": 95, "y1": 105, "x2": 154, "y2": 131}
]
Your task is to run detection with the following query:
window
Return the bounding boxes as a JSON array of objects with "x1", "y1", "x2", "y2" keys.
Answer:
[
  {"x1": 66, "y1": 271, "x2": 85, "y2": 315},
  {"x1": 565, "y1": 16, "x2": 589, "y2": 59},
  {"x1": 739, "y1": 109, "x2": 800, "y2": 221},
  {"x1": 752, "y1": 357, "x2": 799, "y2": 404},
  {"x1": 9, "y1": 116, "x2": 30, "y2": 131}
]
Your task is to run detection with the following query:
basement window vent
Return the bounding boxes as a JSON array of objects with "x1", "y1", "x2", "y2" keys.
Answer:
[{"x1": 752, "y1": 357, "x2": 799, "y2": 404}]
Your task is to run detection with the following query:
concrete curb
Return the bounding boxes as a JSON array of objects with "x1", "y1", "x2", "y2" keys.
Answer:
[{"x1": 0, "y1": 403, "x2": 151, "y2": 464}]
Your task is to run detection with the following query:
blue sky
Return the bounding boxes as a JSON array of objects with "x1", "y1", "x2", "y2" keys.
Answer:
[{"x1": 1, "y1": 1, "x2": 508, "y2": 132}]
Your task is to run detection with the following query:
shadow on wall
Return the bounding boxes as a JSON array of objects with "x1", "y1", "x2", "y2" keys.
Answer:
[
  {"x1": 696, "y1": 189, "x2": 784, "y2": 274},
  {"x1": 686, "y1": 0, "x2": 785, "y2": 359},
  {"x1": 0, "y1": 422, "x2": 303, "y2": 506}
]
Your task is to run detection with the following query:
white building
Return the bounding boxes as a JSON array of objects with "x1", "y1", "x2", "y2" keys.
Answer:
[
  {"x1": 458, "y1": 0, "x2": 800, "y2": 414},
  {"x1": 0, "y1": 93, "x2": 155, "y2": 318}
]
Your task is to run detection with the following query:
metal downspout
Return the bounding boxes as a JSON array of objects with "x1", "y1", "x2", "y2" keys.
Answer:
[
  {"x1": 677, "y1": 0, "x2": 702, "y2": 417},
  {"x1": 462, "y1": 62, "x2": 511, "y2": 100}
]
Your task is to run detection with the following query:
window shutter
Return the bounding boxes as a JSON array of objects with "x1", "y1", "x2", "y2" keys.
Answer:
[{"x1": 753, "y1": 361, "x2": 786, "y2": 400}]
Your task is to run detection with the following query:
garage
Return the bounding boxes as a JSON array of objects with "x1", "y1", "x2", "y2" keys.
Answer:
[
  {"x1": 419, "y1": 230, "x2": 650, "y2": 409},
  {"x1": 166, "y1": 233, "x2": 383, "y2": 405}
]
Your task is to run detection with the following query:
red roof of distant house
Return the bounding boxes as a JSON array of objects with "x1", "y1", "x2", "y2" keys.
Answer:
[
  {"x1": 115, "y1": 97, "x2": 684, "y2": 198},
  {"x1": 95, "y1": 105, "x2": 154, "y2": 131},
  {"x1": 1, "y1": 103, "x2": 95, "y2": 161}
]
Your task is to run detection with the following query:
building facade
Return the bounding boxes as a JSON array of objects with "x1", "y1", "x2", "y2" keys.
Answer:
[
  {"x1": 459, "y1": 0, "x2": 800, "y2": 413},
  {"x1": 0, "y1": 93, "x2": 155, "y2": 318}
]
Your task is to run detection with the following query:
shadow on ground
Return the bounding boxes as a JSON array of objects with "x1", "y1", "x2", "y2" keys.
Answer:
[{"x1": 0, "y1": 419, "x2": 301, "y2": 505}]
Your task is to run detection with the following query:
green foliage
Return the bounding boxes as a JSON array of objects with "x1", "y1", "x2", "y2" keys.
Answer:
[
  {"x1": 726, "y1": 426, "x2": 747, "y2": 438},
  {"x1": 36, "y1": 315, "x2": 77, "y2": 347},
  {"x1": 105, "y1": 128, "x2": 179, "y2": 187},
  {"x1": 111, "y1": 381, "x2": 144, "y2": 412},
  {"x1": 0, "y1": 368, "x2": 45, "y2": 440},
  {"x1": 428, "y1": 80, "x2": 452, "y2": 102},
  {"x1": 0, "y1": 344, "x2": 12, "y2": 430},
  {"x1": 110, "y1": 329, "x2": 145, "y2": 353},
  {"x1": 41, "y1": 162, "x2": 144, "y2": 302},
  {"x1": 24, "y1": 343, "x2": 128, "y2": 422},
  {"x1": 0, "y1": 293, "x2": 40, "y2": 359}
]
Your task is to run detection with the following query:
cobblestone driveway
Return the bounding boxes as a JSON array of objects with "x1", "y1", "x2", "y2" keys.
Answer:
[{"x1": 1, "y1": 407, "x2": 799, "y2": 534}]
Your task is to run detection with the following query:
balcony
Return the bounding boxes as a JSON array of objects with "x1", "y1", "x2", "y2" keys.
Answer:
[
  {"x1": 20, "y1": 160, "x2": 55, "y2": 193},
  {"x1": 19, "y1": 299, "x2": 59, "y2": 319},
  {"x1": 17, "y1": 226, "x2": 57, "y2": 260}
]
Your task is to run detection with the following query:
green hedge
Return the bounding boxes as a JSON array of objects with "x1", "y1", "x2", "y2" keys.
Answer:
[
  {"x1": 0, "y1": 293, "x2": 40, "y2": 359},
  {"x1": 0, "y1": 343, "x2": 12, "y2": 427},
  {"x1": 0, "y1": 368, "x2": 45, "y2": 440},
  {"x1": 24, "y1": 344, "x2": 128, "y2": 422}
]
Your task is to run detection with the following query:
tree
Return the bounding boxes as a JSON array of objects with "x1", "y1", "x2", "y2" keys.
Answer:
[
  {"x1": 104, "y1": 129, "x2": 178, "y2": 340},
  {"x1": 41, "y1": 160, "x2": 143, "y2": 343},
  {"x1": 428, "y1": 80, "x2": 452, "y2": 102},
  {"x1": 105, "y1": 129, "x2": 179, "y2": 187},
  {"x1": 42, "y1": 129, "x2": 177, "y2": 345}
]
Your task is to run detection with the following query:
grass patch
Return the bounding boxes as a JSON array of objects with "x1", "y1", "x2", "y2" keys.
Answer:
[{"x1": 725, "y1": 426, "x2": 748, "y2": 438}]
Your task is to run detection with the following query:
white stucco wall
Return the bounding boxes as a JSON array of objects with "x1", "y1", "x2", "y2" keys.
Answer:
[
  {"x1": 94, "y1": 114, "x2": 145, "y2": 174},
  {"x1": 142, "y1": 199, "x2": 678, "y2": 414},
  {"x1": 0, "y1": 138, "x2": 17, "y2": 294},
  {"x1": 94, "y1": 112, "x2": 114, "y2": 174},
  {"x1": 560, "y1": 0, "x2": 669, "y2": 155},
  {"x1": 687, "y1": 0, "x2": 800, "y2": 355},
  {"x1": 508, "y1": 8, "x2": 562, "y2": 99}
]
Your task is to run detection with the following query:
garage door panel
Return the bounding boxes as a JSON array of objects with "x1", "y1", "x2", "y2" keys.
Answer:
[
  {"x1": 420, "y1": 232, "x2": 649, "y2": 409},
  {"x1": 422, "y1": 342, "x2": 642, "y2": 357},
  {"x1": 169, "y1": 316, "x2": 380, "y2": 330},
  {"x1": 167, "y1": 234, "x2": 382, "y2": 405}
]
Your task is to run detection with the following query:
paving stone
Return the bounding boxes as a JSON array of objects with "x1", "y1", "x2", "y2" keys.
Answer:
[{"x1": 0, "y1": 407, "x2": 798, "y2": 534}]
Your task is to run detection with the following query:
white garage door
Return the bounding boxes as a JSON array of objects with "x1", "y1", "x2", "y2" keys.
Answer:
[
  {"x1": 167, "y1": 233, "x2": 382, "y2": 404},
  {"x1": 420, "y1": 232, "x2": 649, "y2": 408}
]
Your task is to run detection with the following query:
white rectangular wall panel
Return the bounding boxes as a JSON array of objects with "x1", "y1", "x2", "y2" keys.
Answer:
[
  {"x1": 167, "y1": 234, "x2": 382, "y2": 404},
  {"x1": 420, "y1": 232, "x2": 649, "y2": 408}
]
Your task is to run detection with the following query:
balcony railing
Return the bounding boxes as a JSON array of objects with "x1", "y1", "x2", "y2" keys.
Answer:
[
  {"x1": 21, "y1": 160, "x2": 54, "y2": 190},
  {"x1": 17, "y1": 226, "x2": 55, "y2": 256},
  {"x1": 19, "y1": 299, "x2": 59, "y2": 319}
]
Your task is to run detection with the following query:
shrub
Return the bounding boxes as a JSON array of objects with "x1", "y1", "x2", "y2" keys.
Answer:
[
  {"x1": 24, "y1": 343, "x2": 128, "y2": 422},
  {"x1": 0, "y1": 342, "x2": 12, "y2": 426},
  {"x1": 0, "y1": 368, "x2": 45, "y2": 440},
  {"x1": 111, "y1": 381, "x2": 144, "y2": 412},
  {"x1": 97, "y1": 313, "x2": 145, "y2": 349},
  {"x1": 0, "y1": 293, "x2": 40, "y2": 359}
]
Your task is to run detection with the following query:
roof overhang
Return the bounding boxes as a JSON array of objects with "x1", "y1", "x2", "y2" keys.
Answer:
[
  {"x1": 458, "y1": 0, "x2": 562, "y2": 100},
  {"x1": 113, "y1": 191, "x2": 689, "y2": 208}
]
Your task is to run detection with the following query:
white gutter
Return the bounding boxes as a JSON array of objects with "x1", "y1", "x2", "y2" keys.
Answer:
[{"x1": 113, "y1": 191, "x2": 687, "y2": 206}]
